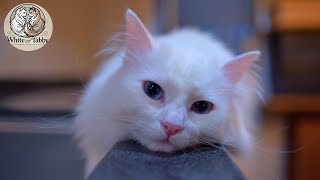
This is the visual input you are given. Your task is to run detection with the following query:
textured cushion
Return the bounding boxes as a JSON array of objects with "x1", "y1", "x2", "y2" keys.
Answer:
[{"x1": 89, "y1": 141, "x2": 244, "y2": 180}]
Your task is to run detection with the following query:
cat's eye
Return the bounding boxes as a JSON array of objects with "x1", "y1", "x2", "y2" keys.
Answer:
[
  {"x1": 143, "y1": 81, "x2": 164, "y2": 100},
  {"x1": 191, "y1": 101, "x2": 213, "y2": 114}
]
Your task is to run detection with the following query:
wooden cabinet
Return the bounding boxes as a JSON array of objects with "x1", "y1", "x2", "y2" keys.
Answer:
[
  {"x1": 255, "y1": 1, "x2": 320, "y2": 178},
  {"x1": 265, "y1": 96, "x2": 320, "y2": 180},
  {"x1": 290, "y1": 117, "x2": 320, "y2": 180}
]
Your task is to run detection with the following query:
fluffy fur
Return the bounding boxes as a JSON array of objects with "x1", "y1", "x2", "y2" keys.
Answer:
[
  {"x1": 74, "y1": 9, "x2": 261, "y2": 177},
  {"x1": 11, "y1": 7, "x2": 27, "y2": 37}
]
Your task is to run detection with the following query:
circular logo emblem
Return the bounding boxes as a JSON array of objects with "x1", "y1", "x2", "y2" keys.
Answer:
[{"x1": 3, "y1": 3, "x2": 53, "y2": 51}]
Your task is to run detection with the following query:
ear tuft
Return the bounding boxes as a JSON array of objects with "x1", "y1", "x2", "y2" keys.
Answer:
[
  {"x1": 223, "y1": 50, "x2": 260, "y2": 84},
  {"x1": 125, "y1": 9, "x2": 152, "y2": 59}
]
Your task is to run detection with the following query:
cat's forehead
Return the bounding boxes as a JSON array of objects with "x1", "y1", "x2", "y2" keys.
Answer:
[
  {"x1": 152, "y1": 43, "x2": 230, "y2": 82},
  {"x1": 155, "y1": 30, "x2": 233, "y2": 73},
  {"x1": 141, "y1": 47, "x2": 228, "y2": 99}
]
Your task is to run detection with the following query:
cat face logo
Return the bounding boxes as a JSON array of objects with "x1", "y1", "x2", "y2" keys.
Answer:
[
  {"x1": 3, "y1": 3, "x2": 53, "y2": 51},
  {"x1": 10, "y1": 5, "x2": 45, "y2": 37}
]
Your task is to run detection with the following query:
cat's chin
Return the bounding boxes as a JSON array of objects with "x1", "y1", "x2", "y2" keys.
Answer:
[{"x1": 140, "y1": 138, "x2": 181, "y2": 152}]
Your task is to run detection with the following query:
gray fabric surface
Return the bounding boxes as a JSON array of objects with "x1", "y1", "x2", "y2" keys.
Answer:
[{"x1": 89, "y1": 141, "x2": 244, "y2": 180}]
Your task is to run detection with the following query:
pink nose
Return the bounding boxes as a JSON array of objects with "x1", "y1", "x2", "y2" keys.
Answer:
[{"x1": 161, "y1": 121, "x2": 183, "y2": 136}]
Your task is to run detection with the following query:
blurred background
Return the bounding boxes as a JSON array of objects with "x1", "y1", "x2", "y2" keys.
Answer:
[{"x1": 0, "y1": 0, "x2": 319, "y2": 179}]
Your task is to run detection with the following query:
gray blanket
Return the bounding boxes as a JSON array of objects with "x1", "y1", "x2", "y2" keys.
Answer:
[{"x1": 89, "y1": 141, "x2": 244, "y2": 180}]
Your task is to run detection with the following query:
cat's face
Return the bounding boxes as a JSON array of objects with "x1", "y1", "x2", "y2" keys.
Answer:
[
  {"x1": 110, "y1": 10, "x2": 259, "y2": 152},
  {"x1": 116, "y1": 44, "x2": 233, "y2": 152},
  {"x1": 17, "y1": 8, "x2": 27, "y2": 17},
  {"x1": 29, "y1": 7, "x2": 38, "y2": 17}
]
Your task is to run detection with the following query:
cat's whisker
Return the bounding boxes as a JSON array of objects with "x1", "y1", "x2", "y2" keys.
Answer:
[
  {"x1": 30, "y1": 113, "x2": 76, "y2": 129},
  {"x1": 253, "y1": 144, "x2": 304, "y2": 154},
  {"x1": 198, "y1": 141, "x2": 227, "y2": 151},
  {"x1": 197, "y1": 137, "x2": 238, "y2": 152},
  {"x1": 199, "y1": 137, "x2": 235, "y2": 149},
  {"x1": 73, "y1": 56, "x2": 87, "y2": 89},
  {"x1": 31, "y1": 122, "x2": 73, "y2": 129},
  {"x1": 198, "y1": 141, "x2": 230, "y2": 152},
  {"x1": 186, "y1": 143, "x2": 204, "y2": 154}
]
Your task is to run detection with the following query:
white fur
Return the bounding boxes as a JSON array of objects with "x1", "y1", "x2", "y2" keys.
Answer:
[
  {"x1": 74, "y1": 13, "x2": 261, "y2": 177},
  {"x1": 11, "y1": 7, "x2": 27, "y2": 37}
]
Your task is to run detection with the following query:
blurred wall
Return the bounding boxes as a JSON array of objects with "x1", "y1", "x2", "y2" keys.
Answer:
[
  {"x1": 178, "y1": 0, "x2": 256, "y2": 54},
  {"x1": 0, "y1": 0, "x2": 154, "y2": 82}
]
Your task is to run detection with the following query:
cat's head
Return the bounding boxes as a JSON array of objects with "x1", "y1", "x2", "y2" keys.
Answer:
[
  {"x1": 29, "y1": 7, "x2": 39, "y2": 17},
  {"x1": 17, "y1": 7, "x2": 27, "y2": 17},
  {"x1": 112, "y1": 9, "x2": 260, "y2": 152}
]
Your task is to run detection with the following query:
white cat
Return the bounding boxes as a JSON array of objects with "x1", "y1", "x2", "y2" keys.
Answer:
[
  {"x1": 10, "y1": 7, "x2": 27, "y2": 37},
  {"x1": 74, "y1": 9, "x2": 261, "y2": 177}
]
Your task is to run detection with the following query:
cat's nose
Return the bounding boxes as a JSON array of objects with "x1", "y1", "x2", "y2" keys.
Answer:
[{"x1": 161, "y1": 121, "x2": 183, "y2": 136}]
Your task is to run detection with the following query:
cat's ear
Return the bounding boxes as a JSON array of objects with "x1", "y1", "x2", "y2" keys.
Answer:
[
  {"x1": 125, "y1": 9, "x2": 152, "y2": 59},
  {"x1": 223, "y1": 50, "x2": 260, "y2": 84}
]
